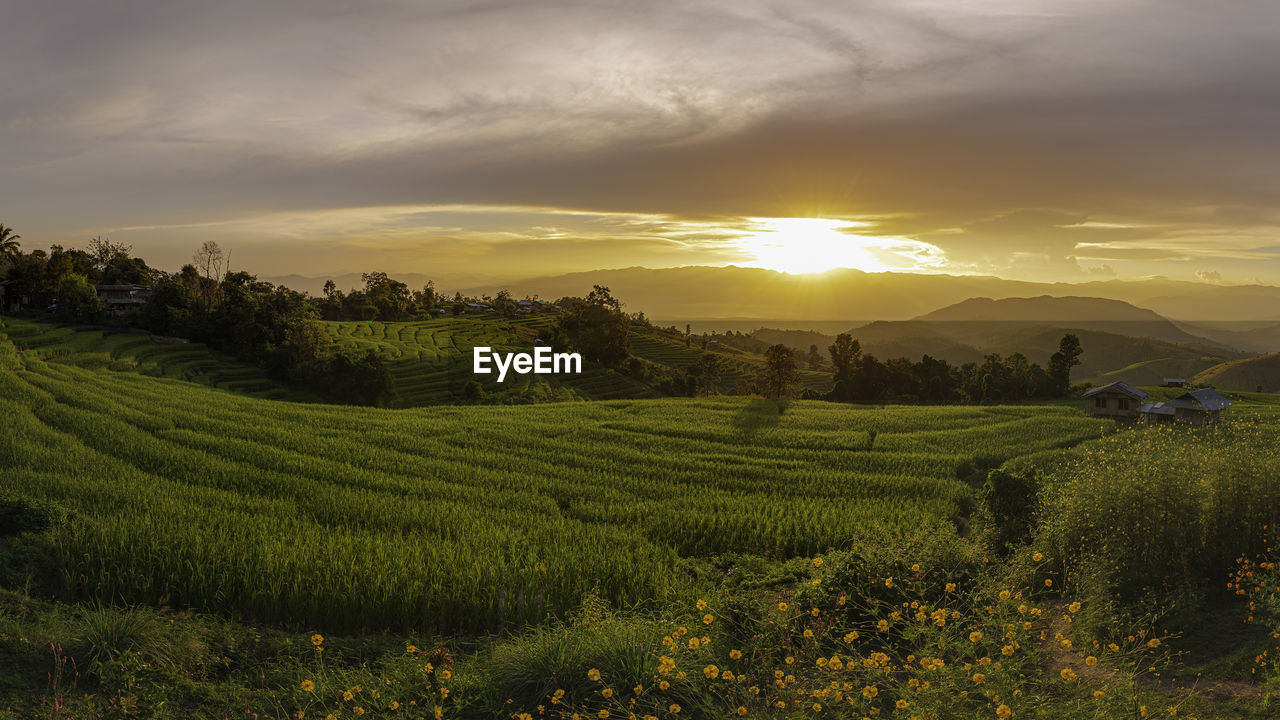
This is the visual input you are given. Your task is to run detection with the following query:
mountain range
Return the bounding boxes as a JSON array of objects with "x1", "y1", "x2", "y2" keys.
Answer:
[
  {"x1": 261, "y1": 266, "x2": 1280, "y2": 387},
  {"x1": 266, "y1": 266, "x2": 1280, "y2": 323}
]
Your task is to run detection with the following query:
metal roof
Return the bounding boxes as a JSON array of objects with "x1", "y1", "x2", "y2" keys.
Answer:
[
  {"x1": 1175, "y1": 388, "x2": 1233, "y2": 411},
  {"x1": 1082, "y1": 381, "x2": 1150, "y2": 401},
  {"x1": 1137, "y1": 402, "x2": 1175, "y2": 416}
]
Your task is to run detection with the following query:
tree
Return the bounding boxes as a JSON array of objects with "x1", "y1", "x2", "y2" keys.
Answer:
[
  {"x1": 362, "y1": 271, "x2": 411, "y2": 320},
  {"x1": 461, "y1": 379, "x2": 484, "y2": 403},
  {"x1": 686, "y1": 352, "x2": 725, "y2": 396},
  {"x1": 192, "y1": 241, "x2": 226, "y2": 305},
  {"x1": 193, "y1": 240, "x2": 225, "y2": 282},
  {"x1": 87, "y1": 236, "x2": 132, "y2": 272},
  {"x1": 0, "y1": 224, "x2": 20, "y2": 263},
  {"x1": 53, "y1": 273, "x2": 104, "y2": 321},
  {"x1": 807, "y1": 344, "x2": 823, "y2": 370},
  {"x1": 412, "y1": 281, "x2": 436, "y2": 316},
  {"x1": 557, "y1": 285, "x2": 630, "y2": 367},
  {"x1": 828, "y1": 333, "x2": 862, "y2": 402},
  {"x1": 1047, "y1": 333, "x2": 1083, "y2": 396},
  {"x1": 492, "y1": 289, "x2": 516, "y2": 317},
  {"x1": 757, "y1": 343, "x2": 801, "y2": 399}
]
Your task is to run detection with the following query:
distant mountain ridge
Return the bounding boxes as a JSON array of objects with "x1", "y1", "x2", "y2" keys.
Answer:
[
  {"x1": 264, "y1": 266, "x2": 1280, "y2": 323},
  {"x1": 750, "y1": 295, "x2": 1245, "y2": 386},
  {"x1": 457, "y1": 266, "x2": 1280, "y2": 323},
  {"x1": 914, "y1": 295, "x2": 1169, "y2": 323}
]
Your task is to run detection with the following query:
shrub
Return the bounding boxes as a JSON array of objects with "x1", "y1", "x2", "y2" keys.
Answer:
[{"x1": 1040, "y1": 422, "x2": 1280, "y2": 603}]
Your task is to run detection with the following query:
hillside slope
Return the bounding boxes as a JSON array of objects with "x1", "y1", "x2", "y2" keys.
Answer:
[
  {"x1": 1194, "y1": 353, "x2": 1280, "y2": 393},
  {"x1": 0, "y1": 352, "x2": 1113, "y2": 633},
  {"x1": 912, "y1": 295, "x2": 1214, "y2": 345},
  {"x1": 324, "y1": 316, "x2": 829, "y2": 406},
  {"x1": 0, "y1": 317, "x2": 309, "y2": 401},
  {"x1": 751, "y1": 320, "x2": 1242, "y2": 385}
]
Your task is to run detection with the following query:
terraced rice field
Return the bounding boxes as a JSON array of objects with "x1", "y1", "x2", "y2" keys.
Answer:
[
  {"x1": 628, "y1": 330, "x2": 831, "y2": 393},
  {"x1": 327, "y1": 317, "x2": 663, "y2": 405},
  {"x1": 1, "y1": 318, "x2": 1114, "y2": 633},
  {"x1": 0, "y1": 318, "x2": 306, "y2": 400}
]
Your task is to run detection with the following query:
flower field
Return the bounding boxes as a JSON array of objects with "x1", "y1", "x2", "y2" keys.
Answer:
[{"x1": 0, "y1": 321, "x2": 1114, "y2": 634}]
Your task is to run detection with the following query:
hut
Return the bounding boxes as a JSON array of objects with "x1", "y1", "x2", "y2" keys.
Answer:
[
  {"x1": 1081, "y1": 381, "x2": 1150, "y2": 419},
  {"x1": 1137, "y1": 388, "x2": 1232, "y2": 425}
]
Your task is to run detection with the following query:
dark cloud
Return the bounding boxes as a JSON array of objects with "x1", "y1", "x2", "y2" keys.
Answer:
[{"x1": 1, "y1": 0, "x2": 1279, "y2": 280}]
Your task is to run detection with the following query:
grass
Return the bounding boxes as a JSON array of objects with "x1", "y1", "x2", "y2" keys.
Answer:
[
  {"x1": 5, "y1": 315, "x2": 1280, "y2": 717},
  {"x1": 0, "y1": 317, "x2": 309, "y2": 401},
  {"x1": 1, "y1": 316, "x2": 1115, "y2": 635}
]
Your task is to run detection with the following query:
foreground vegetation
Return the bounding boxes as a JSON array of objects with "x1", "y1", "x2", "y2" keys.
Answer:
[
  {"x1": 4, "y1": 318, "x2": 1280, "y2": 717},
  {"x1": 0, "y1": 318, "x2": 1111, "y2": 633}
]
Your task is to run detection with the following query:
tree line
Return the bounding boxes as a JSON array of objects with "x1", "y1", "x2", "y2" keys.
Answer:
[
  {"x1": 0, "y1": 228, "x2": 1083, "y2": 407},
  {"x1": 750, "y1": 333, "x2": 1083, "y2": 404}
]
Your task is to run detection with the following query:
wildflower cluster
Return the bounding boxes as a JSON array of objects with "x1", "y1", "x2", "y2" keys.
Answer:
[
  {"x1": 510, "y1": 552, "x2": 1173, "y2": 719},
  {"x1": 290, "y1": 636, "x2": 456, "y2": 719},
  {"x1": 1231, "y1": 527, "x2": 1280, "y2": 683}
]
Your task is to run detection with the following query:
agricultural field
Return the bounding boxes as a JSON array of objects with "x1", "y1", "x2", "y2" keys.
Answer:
[
  {"x1": 325, "y1": 317, "x2": 827, "y2": 406},
  {"x1": 0, "y1": 317, "x2": 308, "y2": 400},
  {"x1": 328, "y1": 317, "x2": 662, "y2": 404},
  {"x1": 1, "y1": 320, "x2": 1111, "y2": 634},
  {"x1": 7, "y1": 318, "x2": 1280, "y2": 718}
]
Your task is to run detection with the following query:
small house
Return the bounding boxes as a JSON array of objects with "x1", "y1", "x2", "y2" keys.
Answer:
[
  {"x1": 1137, "y1": 388, "x2": 1232, "y2": 425},
  {"x1": 1161, "y1": 378, "x2": 1189, "y2": 388},
  {"x1": 1081, "y1": 381, "x2": 1150, "y2": 419},
  {"x1": 96, "y1": 284, "x2": 152, "y2": 316}
]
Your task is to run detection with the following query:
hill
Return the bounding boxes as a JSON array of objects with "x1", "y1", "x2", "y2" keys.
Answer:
[
  {"x1": 1194, "y1": 353, "x2": 1280, "y2": 393},
  {"x1": 442, "y1": 266, "x2": 1280, "y2": 323},
  {"x1": 915, "y1": 295, "x2": 1169, "y2": 323},
  {"x1": 751, "y1": 319, "x2": 1243, "y2": 386},
  {"x1": 0, "y1": 339, "x2": 1112, "y2": 633},
  {"x1": 323, "y1": 316, "x2": 829, "y2": 406},
  {"x1": 0, "y1": 317, "x2": 310, "y2": 401},
  {"x1": 1173, "y1": 320, "x2": 1280, "y2": 353}
]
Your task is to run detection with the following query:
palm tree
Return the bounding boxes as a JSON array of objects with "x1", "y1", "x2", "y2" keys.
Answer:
[{"x1": 0, "y1": 224, "x2": 20, "y2": 262}]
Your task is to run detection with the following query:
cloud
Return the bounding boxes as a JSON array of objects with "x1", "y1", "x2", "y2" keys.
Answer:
[
  {"x1": 2, "y1": 0, "x2": 1280, "y2": 281},
  {"x1": 1196, "y1": 270, "x2": 1223, "y2": 283}
]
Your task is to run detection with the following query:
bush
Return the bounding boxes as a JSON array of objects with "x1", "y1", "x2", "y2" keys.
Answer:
[
  {"x1": 977, "y1": 467, "x2": 1039, "y2": 555},
  {"x1": 0, "y1": 497, "x2": 60, "y2": 536},
  {"x1": 1040, "y1": 422, "x2": 1280, "y2": 603}
]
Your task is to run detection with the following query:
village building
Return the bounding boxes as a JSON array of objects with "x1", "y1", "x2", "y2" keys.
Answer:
[
  {"x1": 1137, "y1": 388, "x2": 1232, "y2": 425},
  {"x1": 1081, "y1": 381, "x2": 1150, "y2": 419},
  {"x1": 1161, "y1": 378, "x2": 1189, "y2": 388},
  {"x1": 96, "y1": 284, "x2": 152, "y2": 316}
]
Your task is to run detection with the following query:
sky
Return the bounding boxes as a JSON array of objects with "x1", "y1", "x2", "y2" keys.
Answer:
[{"x1": 2, "y1": 0, "x2": 1279, "y2": 286}]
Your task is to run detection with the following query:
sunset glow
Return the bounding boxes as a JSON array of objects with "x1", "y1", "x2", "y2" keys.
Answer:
[{"x1": 736, "y1": 218, "x2": 948, "y2": 275}]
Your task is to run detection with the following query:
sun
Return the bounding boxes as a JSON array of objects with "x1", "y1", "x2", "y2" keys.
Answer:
[{"x1": 736, "y1": 217, "x2": 889, "y2": 274}]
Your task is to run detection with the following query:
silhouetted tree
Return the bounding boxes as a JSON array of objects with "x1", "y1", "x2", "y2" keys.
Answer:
[
  {"x1": 1048, "y1": 333, "x2": 1083, "y2": 395},
  {"x1": 87, "y1": 236, "x2": 131, "y2": 272},
  {"x1": 757, "y1": 343, "x2": 801, "y2": 399},
  {"x1": 686, "y1": 352, "x2": 725, "y2": 396},
  {"x1": 557, "y1": 285, "x2": 630, "y2": 367},
  {"x1": 0, "y1": 224, "x2": 21, "y2": 263},
  {"x1": 807, "y1": 343, "x2": 823, "y2": 370},
  {"x1": 828, "y1": 333, "x2": 862, "y2": 401}
]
